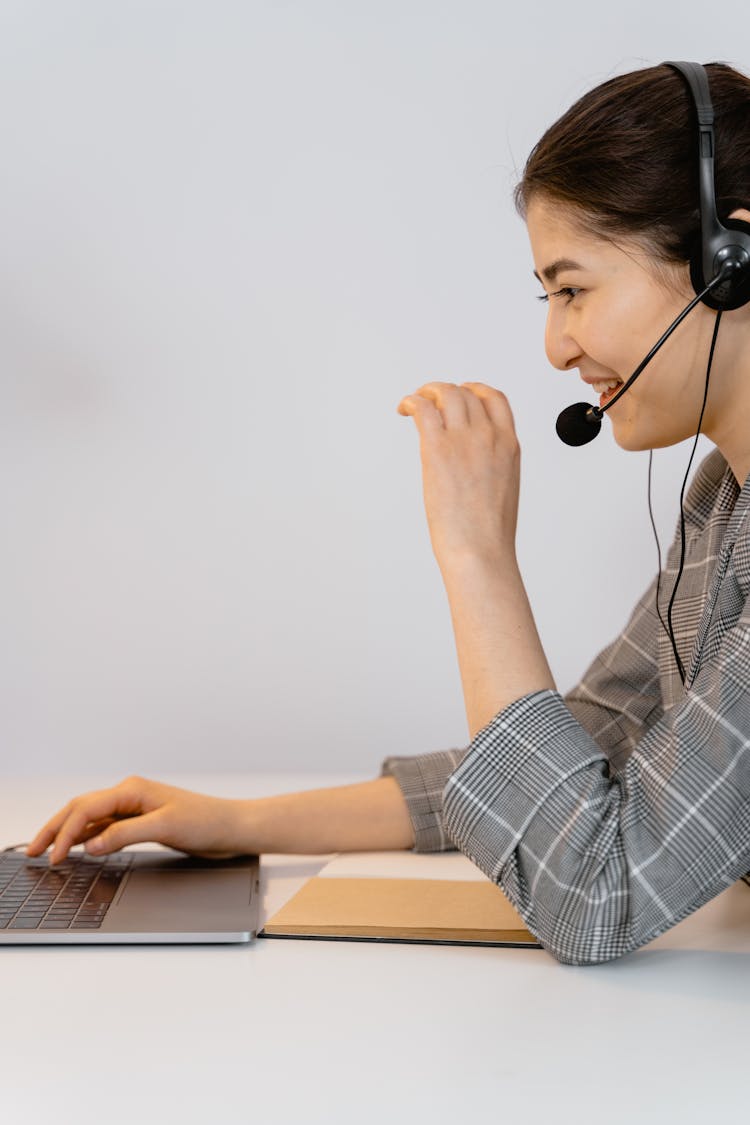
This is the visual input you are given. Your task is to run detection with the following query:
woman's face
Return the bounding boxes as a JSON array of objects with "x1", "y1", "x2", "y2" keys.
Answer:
[{"x1": 526, "y1": 195, "x2": 723, "y2": 452}]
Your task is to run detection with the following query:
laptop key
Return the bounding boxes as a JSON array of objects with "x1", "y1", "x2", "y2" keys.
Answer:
[{"x1": 86, "y1": 874, "x2": 124, "y2": 905}]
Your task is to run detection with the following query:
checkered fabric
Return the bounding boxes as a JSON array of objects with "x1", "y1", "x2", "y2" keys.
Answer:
[{"x1": 382, "y1": 447, "x2": 750, "y2": 964}]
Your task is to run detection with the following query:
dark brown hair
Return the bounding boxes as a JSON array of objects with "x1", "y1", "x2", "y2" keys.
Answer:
[{"x1": 515, "y1": 62, "x2": 750, "y2": 266}]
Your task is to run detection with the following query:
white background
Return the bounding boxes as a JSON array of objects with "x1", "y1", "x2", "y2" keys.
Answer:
[{"x1": 1, "y1": 1, "x2": 747, "y2": 776}]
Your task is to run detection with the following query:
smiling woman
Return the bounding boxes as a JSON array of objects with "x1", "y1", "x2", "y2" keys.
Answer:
[
  {"x1": 25, "y1": 60, "x2": 750, "y2": 967},
  {"x1": 526, "y1": 195, "x2": 750, "y2": 454},
  {"x1": 520, "y1": 62, "x2": 750, "y2": 468}
]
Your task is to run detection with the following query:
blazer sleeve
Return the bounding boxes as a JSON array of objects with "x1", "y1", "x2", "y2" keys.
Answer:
[
  {"x1": 562, "y1": 574, "x2": 664, "y2": 772},
  {"x1": 380, "y1": 749, "x2": 467, "y2": 852},
  {"x1": 441, "y1": 590, "x2": 750, "y2": 965}
]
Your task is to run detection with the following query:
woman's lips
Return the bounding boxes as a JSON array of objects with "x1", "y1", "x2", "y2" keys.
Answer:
[{"x1": 598, "y1": 382, "x2": 624, "y2": 409}]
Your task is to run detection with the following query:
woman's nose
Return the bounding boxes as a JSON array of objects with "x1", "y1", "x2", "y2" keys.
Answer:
[{"x1": 545, "y1": 309, "x2": 583, "y2": 371}]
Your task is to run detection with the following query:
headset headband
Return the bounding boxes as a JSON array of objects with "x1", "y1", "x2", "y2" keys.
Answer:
[{"x1": 664, "y1": 60, "x2": 750, "y2": 310}]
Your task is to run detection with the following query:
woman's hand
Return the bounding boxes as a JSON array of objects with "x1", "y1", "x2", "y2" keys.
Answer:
[
  {"x1": 398, "y1": 380, "x2": 554, "y2": 737},
  {"x1": 25, "y1": 776, "x2": 250, "y2": 865},
  {"x1": 397, "y1": 381, "x2": 521, "y2": 571}
]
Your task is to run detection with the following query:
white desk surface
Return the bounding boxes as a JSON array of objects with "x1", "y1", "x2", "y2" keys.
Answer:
[{"x1": 2, "y1": 772, "x2": 750, "y2": 1125}]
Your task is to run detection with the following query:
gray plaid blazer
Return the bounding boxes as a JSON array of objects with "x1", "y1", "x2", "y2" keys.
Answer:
[{"x1": 382, "y1": 447, "x2": 750, "y2": 965}]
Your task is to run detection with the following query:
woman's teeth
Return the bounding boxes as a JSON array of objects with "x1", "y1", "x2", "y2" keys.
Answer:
[{"x1": 592, "y1": 380, "x2": 623, "y2": 395}]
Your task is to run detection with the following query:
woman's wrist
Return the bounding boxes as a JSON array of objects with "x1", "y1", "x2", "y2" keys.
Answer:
[
  {"x1": 438, "y1": 546, "x2": 520, "y2": 588},
  {"x1": 232, "y1": 777, "x2": 415, "y2": 856}
]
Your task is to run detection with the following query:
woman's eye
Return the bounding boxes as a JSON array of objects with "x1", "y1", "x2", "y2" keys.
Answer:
[{"x1": 537, "y1": 286, "x2": 581, "y2": 304}]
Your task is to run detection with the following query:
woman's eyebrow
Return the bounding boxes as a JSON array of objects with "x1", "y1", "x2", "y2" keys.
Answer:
[{"x1": 533, "y1": 258, "x2": 585, "y2": 285}]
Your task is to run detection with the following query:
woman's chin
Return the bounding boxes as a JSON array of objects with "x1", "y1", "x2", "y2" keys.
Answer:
[
  {"x1": 610, "y1": 410, "x2": 699, "y2": 452},
  {"x1": 609, "y1": 415, "x2": 670, "y2": 451},
  {"x1": 609, "y1": 421, "x2": 649, "y2": 452},
  {"x1": 612, "y1": 434, "x2": 651, "y2": 452}
]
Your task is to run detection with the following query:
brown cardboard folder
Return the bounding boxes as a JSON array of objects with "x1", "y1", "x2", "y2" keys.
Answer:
[{"x1": 261, "y1": 851, "x2": 540, "y2": 947}]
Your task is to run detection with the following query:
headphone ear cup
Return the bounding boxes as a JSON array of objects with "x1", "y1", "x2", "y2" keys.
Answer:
[{"x1": 692, "y1": 217, "x2": 750, "y2": 311}]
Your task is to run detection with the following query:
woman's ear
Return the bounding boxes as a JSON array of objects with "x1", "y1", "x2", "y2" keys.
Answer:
[{"x1": 729, "y1": 207, "x2": 750, "y2": 225}]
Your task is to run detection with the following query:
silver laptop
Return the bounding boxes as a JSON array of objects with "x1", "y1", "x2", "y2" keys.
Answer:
[{"x1": 0, "y1": 844, "x2": 260, "y2": 944}]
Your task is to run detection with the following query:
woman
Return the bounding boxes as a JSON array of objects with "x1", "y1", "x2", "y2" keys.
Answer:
[{"x1": 25, "y1": 61, "x2": 750, "y2": 965}]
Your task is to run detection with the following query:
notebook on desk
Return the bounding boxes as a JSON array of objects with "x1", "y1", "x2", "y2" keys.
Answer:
[{"x1": 260, "y1": 850, "x2": 541, "y2": 948}]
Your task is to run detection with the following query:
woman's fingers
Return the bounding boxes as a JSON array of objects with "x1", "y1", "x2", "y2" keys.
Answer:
[
  {"x1": 413, "y1": 383, "x2": 470, "y2": 428},
  {"x1": 83, "y1": 810, "x2": 166, "y2": 857},
  {"x1": 49, "y1": 786, "x2": 149, "y2": 863},
  {"x1": 459, "y1": 382, "x2": 515, "y2": 430},
  {"x1": 398, "y1": 380, "x2": 516, "y2": 446},
  {"x1": 395, "y1": 380, "x2": 490, "y2": 427},
  {"x1": 25, "y1": 806, "x2": 73, "y2": 856},
  {"x1": 73, "y1": 819, "x2": 118, "y2": 846},
  {"x1": 397, "y1": 391, "x2": 446, "y2": 435},
  {"x1": 26, "y1": 778, "x2": 158, "y2": 864},
  {"x1": 397, "y1": 381, "x2": 501, "y2": 438}
]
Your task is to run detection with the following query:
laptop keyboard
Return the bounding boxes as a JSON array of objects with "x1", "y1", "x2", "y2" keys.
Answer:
[{"x1": 0, "y1": 850, "x2": 133, "y2": 931}]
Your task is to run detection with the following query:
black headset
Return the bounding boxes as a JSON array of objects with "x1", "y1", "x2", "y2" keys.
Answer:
[
  {"x1": 556, "y1": 59, "x2": 750, "y2": 448},
  {"x1": 667, "y1": 60, "x2": 750, "y2": 311}
]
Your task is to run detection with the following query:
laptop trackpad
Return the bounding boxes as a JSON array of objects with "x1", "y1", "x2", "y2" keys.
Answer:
[{"x1": 112, "y1": 868, "x2": 253, "y2": 931}]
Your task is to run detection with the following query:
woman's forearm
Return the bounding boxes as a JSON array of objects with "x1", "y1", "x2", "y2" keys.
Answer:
[
  {"x1": 236, "y1": 775, "x2": 415, "y2": 854},
  {"x1": 441, "y1": 552, "x2": 556, "y2": 740}
]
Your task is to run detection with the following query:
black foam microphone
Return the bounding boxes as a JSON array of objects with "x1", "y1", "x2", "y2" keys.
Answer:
[{"x1": 555, "y1": 266, "x2": 734, "y2": 446}]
